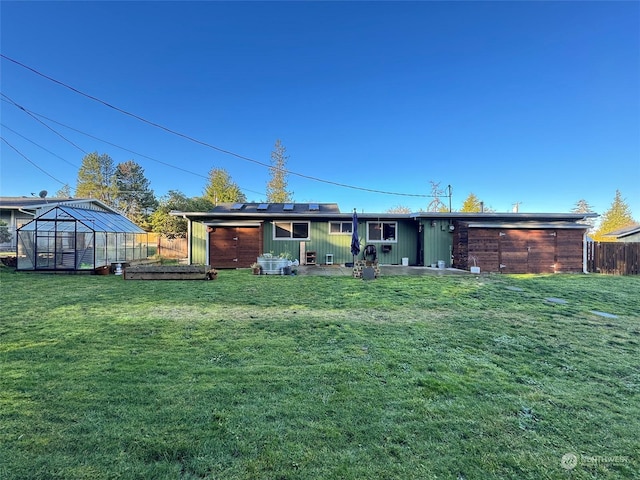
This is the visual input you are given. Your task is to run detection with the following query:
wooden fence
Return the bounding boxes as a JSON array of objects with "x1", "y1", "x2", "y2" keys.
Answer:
[
  {"x1": 147, "y1": 233, "x2": 188, "y2": 259},
  {"x1": 587, "y1": 242, "x2": 640, "y2": 275}
]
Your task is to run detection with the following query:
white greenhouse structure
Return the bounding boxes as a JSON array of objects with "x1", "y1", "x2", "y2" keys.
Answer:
[{"x1": 16, "y1": 205, "x2": 148, "y2": 272}]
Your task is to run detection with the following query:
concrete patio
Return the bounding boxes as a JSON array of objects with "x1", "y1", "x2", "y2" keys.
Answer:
[{"x1": 294, "y1": 264, "x2": 471, "y2": 276}]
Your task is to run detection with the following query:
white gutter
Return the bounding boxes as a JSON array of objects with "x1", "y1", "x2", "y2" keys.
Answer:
[{"x1": 583, "y1": 231, "x2": 589, "y2": 274}]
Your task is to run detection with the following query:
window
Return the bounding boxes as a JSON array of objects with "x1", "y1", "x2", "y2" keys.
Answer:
[
  {"x1": 274, "y1": 221, "x2": 310, "y2": 240},
  {"x1": 329, "y1": 221, "x2": 353, "y2": 235},
  {"x1": 367, "y1": 221, "x2": 397, "y2": 242}
]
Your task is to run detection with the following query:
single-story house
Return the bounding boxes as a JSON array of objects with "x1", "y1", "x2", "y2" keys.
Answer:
[
  {"x1": 0, "y1": 197, "x2": 148, "y2": 272},
  {"x1": 172, "y1": 203, "x2": 596, "y2": 274},
  {"x1": 601, "y1": 224, "x2": 640, "y2": 243}
]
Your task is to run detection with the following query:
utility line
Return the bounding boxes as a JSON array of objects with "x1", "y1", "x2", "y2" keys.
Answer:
[
  {"x1": 1, "y1": 93, "x2": 88, "y2": 155},
  {"x1": 1, "y1": 98, "x2": 266, "y2": 198},
  {"x1": 1, "y1": 54, "x2": 433, "y2": 198},
  {"x1": 1, "y1": 123, "x2": 79, "y2": 168},
  {"x1": 1, "y1": 136, "x2": 68, "y2": 186}
]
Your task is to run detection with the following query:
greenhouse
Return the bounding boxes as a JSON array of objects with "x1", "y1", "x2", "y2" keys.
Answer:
[{"x1": 16, "y1": 205, "x2": 148, "y2": 272}]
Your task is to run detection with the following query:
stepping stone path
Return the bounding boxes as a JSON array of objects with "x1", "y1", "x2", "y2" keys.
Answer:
[
  {"x1": 504, "y1": 287, "x2": 619, "y2": 319},
  {"x1": 545, "y1": 297, "x2": 568, "y2": 304},
  {"x1": 589, "y1": 311, "x2": 619, "y2": 319}
]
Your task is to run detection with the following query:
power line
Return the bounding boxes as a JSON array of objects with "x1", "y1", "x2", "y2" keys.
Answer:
[
  {"x1": 1, "y1": 136, "x2": 68, "y2": 186},
  {"x1": 0, "y1": 97, "x2": 266, "y2": 198},
  {"x1": 1, "y1": 122, "x2": 79, "y2": 169},
  {"x1": 1, "y1": 53, "x2": 434, "y2": 198},
  {"x1": 1, "y1": 92, "x2": 88, "y2": 155}
]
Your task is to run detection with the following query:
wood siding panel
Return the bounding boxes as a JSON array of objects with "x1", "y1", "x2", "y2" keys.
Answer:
[
  {"x1": 556, "y1": 230, "x2": 585, "y2": 272},
  {"x1": 455, "y1": 224, "x2": 586, "y2": 274},
  {"x1": 467, "y1": 229, "x2": 500, "y2": 272}
]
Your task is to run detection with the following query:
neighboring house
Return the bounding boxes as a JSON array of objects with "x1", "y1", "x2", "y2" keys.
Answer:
[
  {"x1": 601, "y1": 224, "x2": 640, "y2": 243},
  {"x1": 0, "y1": 197, "x2": 147, "y2": 272},
  {"x1": 172, "y1": 203, "x2": 595, "y2": 274}
]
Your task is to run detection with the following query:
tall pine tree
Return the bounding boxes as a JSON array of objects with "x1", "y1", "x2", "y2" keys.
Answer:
[
  {"x1": 592, "y1": 190, "x2": 636, "y2": 241},
  {"x1": 204, "y1": 168, "x2": 246, "y2": 205},
  {"x1": 266, "y1": 139, "x2": 293, "y2": 203},
  {"x1": 75, "y1": 152, "x2": 117, "y2": 205},
  {"x1": 114, "y1": 160, "x2": 157, "y2": 227},
  {"x1": 460, "y1": 193, "x2": 482, "y2": 212}
]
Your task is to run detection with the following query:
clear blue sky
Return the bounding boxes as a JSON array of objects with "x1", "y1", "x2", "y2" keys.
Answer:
[{"x1": 1, "y1": 1, "x2": 638, "y2": 220}]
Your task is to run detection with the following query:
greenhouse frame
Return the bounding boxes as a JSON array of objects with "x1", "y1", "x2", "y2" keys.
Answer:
[{"x1": 16, "y1": 205, "x2": 148, "y2": 272}]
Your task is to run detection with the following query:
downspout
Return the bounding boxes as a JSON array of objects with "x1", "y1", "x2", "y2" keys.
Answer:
[{"x1": 582, "y1": 231, "x2": 589, "y2": 274}]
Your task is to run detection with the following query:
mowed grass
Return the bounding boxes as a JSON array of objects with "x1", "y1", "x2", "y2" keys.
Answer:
[{"x1": 0, "y1": 268, "x2": 638, "y2": 480}]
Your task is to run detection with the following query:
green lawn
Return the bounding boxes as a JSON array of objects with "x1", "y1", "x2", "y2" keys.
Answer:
[{"x1": 1, "y1": 268, "x2": 638, "y2": 479}]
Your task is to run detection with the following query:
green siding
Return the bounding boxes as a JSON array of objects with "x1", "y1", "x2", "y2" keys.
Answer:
[
  {"x1": 262, "y1": 219, "x2": 419, "y2": 265},
  {"x1": 190, "y1": 221, "x2": 208, "y2": 265},
  {"x1": 421, "y1": 219, "x2": 454, "y2": 267}
]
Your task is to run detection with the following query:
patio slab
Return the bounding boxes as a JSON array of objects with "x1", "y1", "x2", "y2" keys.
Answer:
[{"x1": 294, "y1": 265, "x2": 469, "y2": 276}]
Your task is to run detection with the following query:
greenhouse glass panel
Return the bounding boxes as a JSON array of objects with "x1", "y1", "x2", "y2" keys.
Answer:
[
  {"x1": 15, "y1": 205, "x2": 147, "y2": 271},
  {"x1": 17, "y1": 230, "x2": 35, "y2": 269}
]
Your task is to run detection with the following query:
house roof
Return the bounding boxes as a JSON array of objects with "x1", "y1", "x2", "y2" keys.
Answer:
[
  {"x1": 602, "y1": 223, "x2": 640, "y2": 239},
  {"x1": 172, "y1": 203, "x2": 598, "y2": 224},
  {"x1": 0, "y1": 197, "x2": 118, "y2": 214}
]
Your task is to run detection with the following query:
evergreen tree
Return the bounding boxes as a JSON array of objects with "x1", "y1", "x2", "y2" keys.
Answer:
[
  {"x1": 459, "y1": 193, "x2": 494, "y2": 213},
  {"x1": 592, "y1": 190, "x2": 636, "y2": 241},
  {"x1": 266, "y1": 139, "x2": 293, "y2": 203},
  {"x1": 460, "y1": 193, "x2": 482, "y2": 212},
  {"x1": 114, "y1": 160, "x2": 157, "y2": 227},
  {"x1": 75, "y1": 152, "x2": 117, "y2": 205},
  {"x1": 204, "y1": 168, "x2": 246, "y2": 205}
]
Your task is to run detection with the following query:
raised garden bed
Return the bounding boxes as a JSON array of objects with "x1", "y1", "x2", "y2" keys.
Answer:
[{"x1": 124, "y1": 265, "x2": 214, "y2": 280}]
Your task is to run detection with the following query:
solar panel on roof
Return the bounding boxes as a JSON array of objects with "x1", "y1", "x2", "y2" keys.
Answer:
[
  {"x1": 309, "y1": 203, "x2": 319, "y2": 211},
  {"x1": 257, "y1": 203, "x2": 269, "y2": 210},
  {"x1": 283, "y1": 204, "x2": 294, "y2": 211},
  {"x1": 231, "y1": 203, "x2": 244, "y2": 210}
]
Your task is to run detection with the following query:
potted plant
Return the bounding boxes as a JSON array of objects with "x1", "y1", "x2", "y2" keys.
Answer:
[{"x1": 250, "y1": 262, "x2": 261, "y2": 275}]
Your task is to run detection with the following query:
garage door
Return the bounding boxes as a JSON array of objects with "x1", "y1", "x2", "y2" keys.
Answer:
[
  {"x1": 499, "y1": 230, "x2": 557, "y2": 274},
  {"x1": 208, "y1": 226, "x2": 261, "y2": 268}
]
